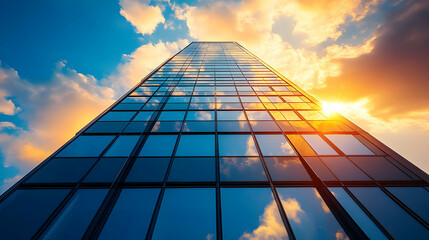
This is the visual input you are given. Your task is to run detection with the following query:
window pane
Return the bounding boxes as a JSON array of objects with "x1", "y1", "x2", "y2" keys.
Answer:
[
  {"x1": 168, "y1": 158, "x2": 215, "y2": 182},
  {"x1": 182, "y1": 121, "x2": 215, "y2": 132},
  {"x1": 329, "y1": 187, "x2": 388, "y2": 240},
  {"x1": 0, "y1": 189, "x2": 70, "y2": 239},
  {"x1": 99, "y1": 111, "x2": 136, "y2": 121},
  {"x1": 303, "y1": 157, "x2": 338, "y2": 181},
  {"x1": 124, "y1": 122, "x2": 148, "y2": 133},
  {"x1": 302, "y1": 135, "x2": 338, "y2": 155},
  {"x1": 84, "y1": 158, "x2": 127, "y2": 183},
  {"x1": 57, "y1": 135, "x2": 115, "y2": 157},
  {"x1": 386, "y1": 187, "x2": 429, "y2": 224},
  {"x1": 221, "y1": 188, "x2": 288, "y2": 240},
  {"x1": 126, "y1": 158, "x2": 169, "y2": 182},
  {"x1": 217, "y1": 111, "x2": 246, "y2": 120},
  {"x1": 325, "y1": 135, "x2": 374, "y2": 155},
  {"x1": 139, "y1": 135, "x2": 178, "y2": 157},
  {"x1": 151, "y1": 121, "x2": 182, "y2": 132},
  {"x1": 265, "y1": 157, "x2": 311, "y2": 181},
  {"x1": 350, "y1": 187, "x2": 429, "y2": 239},
  {"x1": 27, "y1": 158, "x2": 97, "y2": 183},
  {"x1": 152, "y1": 188, "x2": 216, "y2": 240},
  {"x1": 321, "y1": 157, "x2": 371, "y2": 181},
  {"x1": 220, "y1": 157, "x2": 267, "y2": 181},
  {"x1": 186, "y1": 111, "x2": 215, "y2": 120},
  {"x1": 255, "y1": 135, "x2": 296, "y2": 156},
  {"x1": 276, "y1": 187, "x2": 347, "y2": 240},
  {"x1": 86, "y1": 122, "x2": 128, "y2": 133},
  {"x1": 246, "y1": 111, "x2": 273, "y2": 120},
  {"x1": 219, "y1": 135, "x2": 258, "y2": 156},
  {"x1": 105, "y1": 135, "x2": 139, "y2": 157},
  {"x1": 217, "y1": 121, "x2": 250, "y2": 132},
  {"x1": 133, "y1": 111, "x2": 154, "y2": 121},
  {"x1": 98, "y1": 188, "x2": 160, "y2": 240},
  {"x1": 158, "y1": 111, "x2": 186, "y2": 121},
  {"x1": 176, "y1": 135, "x2": 215, "y2": 156},
  {"x1": 249, "y1": 121, "x2": 281, "y2": 132},
  {"x1": 349, "y1": 157, "x2": 411, "y2": 181},
  {"x1": 41, "y1": 189, "x2": 108, "y2": 239}
]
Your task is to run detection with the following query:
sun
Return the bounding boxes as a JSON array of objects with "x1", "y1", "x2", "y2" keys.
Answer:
[{"x1": 321, "y1": 101, "x2": 348, "y2": 116}]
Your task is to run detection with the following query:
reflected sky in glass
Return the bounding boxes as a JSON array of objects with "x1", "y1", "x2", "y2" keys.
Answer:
[
  {"x1": 256, "y1": 135, "x2": 296, "y2": 156},
  {"x1": 329, "y1": 187, "x2": 388, "y2": 240},
  {"x1": 176, "y1": 135, "x2": 215, "y2": 156},
  {"x1": 386, "y1": 187, "x2": 429, "y2": 223},
  {"x1": 265, "y1": 157, "x2": 311, "y2": 181},
  {"x1": 99, "y1": 188, "x2": 160, "y2": 240},
  {"x1": 276, "y1": 187, "x2": 347, "y2": 240},
  {"x1": 350, "y1": 187, "x2": 429, "y2": 239},
  {"x1": 105, "y1": 135, "x2": 139, "y2": 157},
  {"x1": 326, "y1": 135, "x2": 374, "y2": 155},
  {"x1": 139, "y1": 135, "x2": 177, "y2": 157},
  {"x1": 41, "y1": 189, "x2": 108, "y2": 240},
  {"x1": 153, "y1": 188, "x2": 216, "y2": 240},
  {"x1": 219, "y1": 135, "x2": 258, "y2": 156},
  {"x1": 220, "y1": 157, "x2": 267, "y2": 182},
  {"x1": 169, "y1": 158, "x2": 215, "y2": 182},
  {"x1": 221, "y1": 188, "x2": 288, "y2": 240}
]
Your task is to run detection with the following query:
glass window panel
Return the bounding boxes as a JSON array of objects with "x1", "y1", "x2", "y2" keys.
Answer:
[
  {"x1": 40, "y1": 189, "x2": 108, "y2": 240},
  {"x1": 221, "y1": 188, "x2": 288, "y2": 240},
  {"x1": 158, "y1": 111, "x2": 186, "y2": 121},
  {"x1": 219, "y1": 135, "x2": 258, "y2": 156},
  {"x1": 0, "y1": 189, "x2": 70, "y2": 239},
  {"x1": 298, "y1": 111, "x2": 326, "y2": 120},
  {"x1": 249, "y1": 121, "x2": 281, "y2": 132},
  {"x1": 167, "y1": 97, "x2": 190, "y2": 103},
  {"x1": 151, "y1": 121, "x2": 182, "y2": 132},
  {"x1": 182, "y1": 121, "x2": 215, "y2": 132},
  {"x1": 265, "y1": 157, "x2": 311, "y2": 181},
  {"x1": 176, "y1": 135, "x2": 215, "y2": 156},
  {"x1": 240, "y1": 96, "x2": 260, "y2": 102},
  {"x1": 99, "y1": 111, "x2": 136, "y2": 121},
  {"x1": 114, "y1": 103, "x2": 143, "y2": 111},
  {"x1": 349, "y1": 157, "x2": 411, "y2": 181},
  {"x1": 326, "y1": 135, "x2": 374, "y2": 155},
  {"x1": 277, "y1": 121, "x2": 295, "y2": 132},
  {"x1": 220, "y1": 157, "x2": 267, "y2": 181},
  {"x1": 286, "y1": 134, "x2": 316, "y2": 156},
  {"x1": 290, "y1": 121, "x2": 314, "y2": 132},
  {"x1": 139, "y1": 135, "x2": 178, "y2": 157},
  {"x1": 350, "y1": 187, "x2": 429, "y2": 239},
  {"x1": 217, "y1": 102, "x2": 242, "y2": 110},
  {"x1": 217, "y1": 111, "x2": 246, "y2": 120},
  {"x1": 329, "y1": 187, "x2": 388, "y2": 240},
  {"x1": 192, "y1": 96, "x2": 215, "y2": 102},
  {"x1": 168, "y1": 158, "x2": 215, "y2": 182},
  {"x1": 303, "y1": 157, "x2": 338, "y2": 181},
  {"x1": 276, "y1": 187, "x2": 347, "y2": 240},
  {"x1": 163, "y1": 103, "x2": 189, "y2": 110},
  {"x1": 57, "y1": 135, "x2": 115, "y2": 157},
  {"x1": 126, "y1": 158, "x2": 169, "y2": 182},
  {"x1": 27, "y1": 158, "x2": 97, "y2": 183},
  {"x1": 133, "y1": 111, "x2": 154, "y2": 121},
  {"x1": 152, "y1": 188, "x2": 216, "y2": 240},
  {"x1": 256, "y1": 135, "x2": 296, "y2": 156},
  {"x1": 246, "y1": 111, "x2": 273, "y2": 120},
  {"x1": 387, "y1": 187, "x2": 429, "y2": 223},
  {"x1": 122, "y1": 97, "x2": 148, "y2": 103},
  {"x1": 98, "y1": 189, "x2": 160, "y2": 240},
  {"x1": 123, "y1": 121, "x2": 148, "y2": 133},
  {"x1": 302, "y1": 135, "x2": 338, "y2": 155},
  {"x1": 105, "y1": 135, "x2": 139, "y2": 157},
  {"x1": 321, "y1": 157, "x2": 371, "y2": 181},
  {"x1": 186, "y1": 111, "x2": 215, "y2": 121},
  {"x1": 84, "y1": 158, "x2": 127, "y2": 183},
  {"x1": 86, "y1": 122, "x2": 128, "y2": 133},
  {"x1": 217, "y1": 121, "x2": 250, "y2": 132}
]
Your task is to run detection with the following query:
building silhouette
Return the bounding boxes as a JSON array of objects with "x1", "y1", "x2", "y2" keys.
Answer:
[{"x1": 0, "y1": 42, "x2": 428, "y2": 239}]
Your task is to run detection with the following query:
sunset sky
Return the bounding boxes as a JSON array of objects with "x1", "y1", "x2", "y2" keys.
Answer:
[{"x1": 0, "y1": 0, "x2": 428, "y2": 192}]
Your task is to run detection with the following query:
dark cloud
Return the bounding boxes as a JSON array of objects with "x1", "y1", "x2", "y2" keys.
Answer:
[{"x1": 314, "y1": 1, "x2": 429, "y2": 119}]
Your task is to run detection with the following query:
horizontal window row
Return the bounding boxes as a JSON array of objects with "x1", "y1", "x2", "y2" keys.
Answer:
[{"x1": 2, "y1": 186, "x2": 427, "y2": 239}]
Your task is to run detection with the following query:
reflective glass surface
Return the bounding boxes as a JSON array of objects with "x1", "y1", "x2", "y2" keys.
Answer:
[
  {"x1": 256, "y1": 135, "x2": 296, "y2": 156},
  {"x1": 139, "y1": 135, "x2": 177, "y2": 157},
  {"x1": 176, "y1": 135, "x2": 215, "y2": 156},
  {"x1": 265, "y1": 157, "x2": 311, "y2": 181},
  {"x1": 386, "y1": 187, "x2": 429, "y2": 223},
  {"x1": 219, "y1": 134, "x2": 258, "y2": 156},
  {"x1": 220, "y1": 157, "x2": 267, "y2": 181},
  {"x1": 350, "y1": 187, "x2": 429, "y2": 239},
  {"x1": 104, "y1": 135, "x2": 139, "y2": 157},
  {"x1": 0, "y1": 189, "x2": 70, "y2": 239},
  {"x1": 168, "y1": 158, "x2": 215, "y2": 182},
  {"x1": 84, "y1": 158, "x2": 127, "y2": 183},
  {"x1": 40, "y1": 189, "x2": 108, "y2": 239},
  {"x1": 152, "y1": 188, "x2": 216, "y2": 240},
  {"x1": 221, "y1": 188, "x2": 288, "y2": 240},
  {"x1": 57, "y1": 135, "x2": 115, "y2": 157},
  {"x1": 276, "y1": 187, "x2": 347, "y2": 239},
  {"x1": 326, "y1": 135, "x2": 374, "y2": 155},
  {"x1": 99, "y1": 189, "x2": 160, "y2": 239},
  {"x1": 302, "y1": 135, "x2": 338, "y2": 155},
  {"x1": 126, "y1": 158, "x2": 170, "y2": 182}
]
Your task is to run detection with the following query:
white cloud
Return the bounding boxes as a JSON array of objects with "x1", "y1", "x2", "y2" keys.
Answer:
[{"x1": 119, "y1": 0, "x2": 165, "y2": 35}]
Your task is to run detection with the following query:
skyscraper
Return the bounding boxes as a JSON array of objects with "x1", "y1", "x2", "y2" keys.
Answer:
[{"x1": 0, "y1": 41, "x2": 428, "y2": 239}]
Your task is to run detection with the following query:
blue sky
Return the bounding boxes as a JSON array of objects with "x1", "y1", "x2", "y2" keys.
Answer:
[{"x1": 1, "y1": 0, "x2": 428, "y2": 192}]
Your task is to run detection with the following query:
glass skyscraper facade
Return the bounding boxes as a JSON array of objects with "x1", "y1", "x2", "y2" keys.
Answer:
[{"x1": 0, "y1": 42, "x2": 428, "y2": 240}]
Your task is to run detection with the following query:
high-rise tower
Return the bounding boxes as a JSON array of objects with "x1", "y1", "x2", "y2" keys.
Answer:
[{"x1": 0, "y1": 42, "x2": 428, "y2": 240}]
